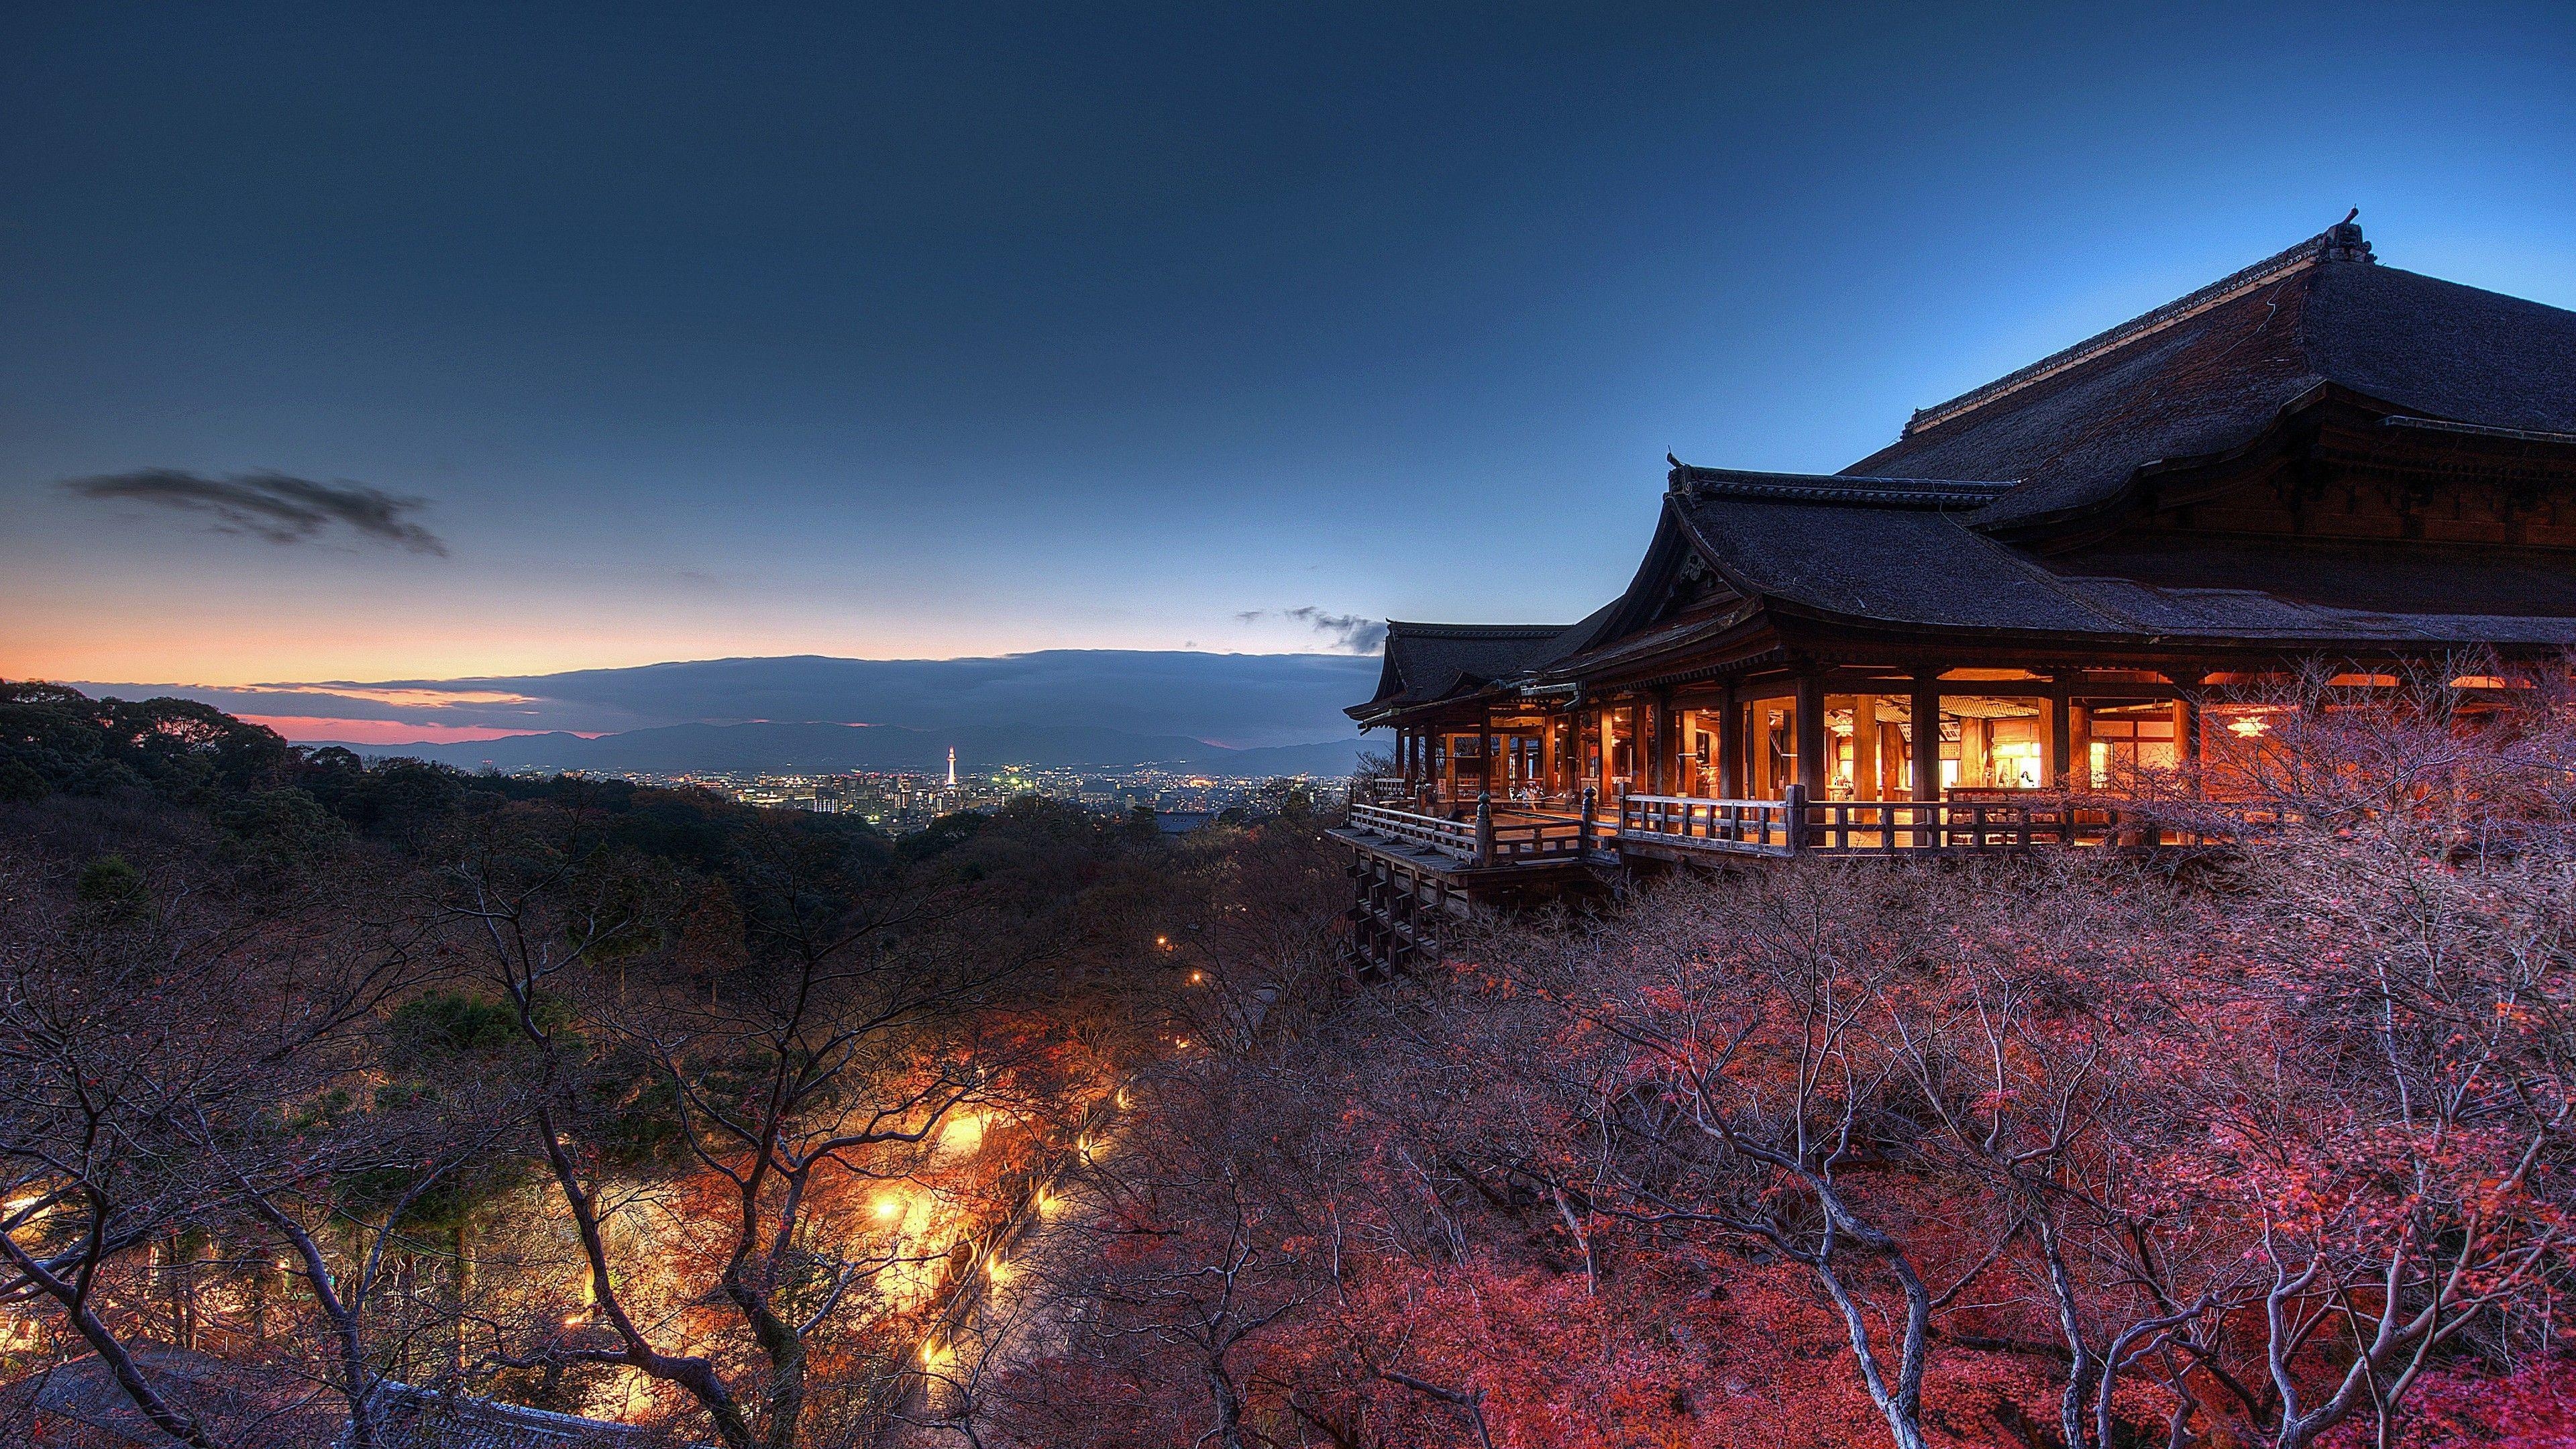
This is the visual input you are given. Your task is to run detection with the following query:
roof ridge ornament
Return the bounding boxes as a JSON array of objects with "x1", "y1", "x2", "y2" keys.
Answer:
[{"x1": 1900, "y1": 214, "x2": 2373, "y2": 439}]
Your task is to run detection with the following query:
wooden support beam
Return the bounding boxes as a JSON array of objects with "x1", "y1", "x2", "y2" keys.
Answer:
[
  {"x1": 1849, "y1": 695, "x2": 1878, "y2": 801},
  {"x1": 2176, "y1": 687, "x2": 2204, "y2": 792},
  {"x1": 1478, "y1": 708, "x2": 1493, "y2": 802},
  {"x1": 1911, "y1": 673, "x2": 1940, "y2": 802},
  {"x1": 1718, "y1": 684, "x2": 1743, "y2": 798},
  {"x1": 2049, "y1": 685, "x2": 2072, "y2": 790},
  {"x1": 1794, "y1": 672, "x2": 1827, "y2": 792}
]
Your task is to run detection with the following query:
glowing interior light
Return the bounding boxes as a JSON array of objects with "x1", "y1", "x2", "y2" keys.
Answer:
[{"x1": 2228, "y1": 716, "x2": 2270, "y2": 738}]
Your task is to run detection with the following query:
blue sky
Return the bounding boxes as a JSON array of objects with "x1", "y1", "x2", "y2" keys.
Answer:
[{"x1": 5, "y1": 1, "x2": 2573, "y2": 711}]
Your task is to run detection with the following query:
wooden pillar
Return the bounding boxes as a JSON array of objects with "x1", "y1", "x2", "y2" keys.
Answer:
[
  {"x1": 1718, "y1": 685, "x2": 1743, "y2": 798},
  {"x1": 1794, "y1": 672, "x2": 1827, "y2": 792},
  {"x1": 1910, "y1": 673, "x2": 1941, "y2": 802},
  {"x1": 1646, "y1": 694, "x2": 1668, "y2": 794},
  {"x1": 2175, "y1": 687, "x2": 2204, "y2": 792},
  {"x1": 1478, "y1": 708, "x2": 1493, "y2": 803},
  {"x1": 2068, "y1": 701, "x2": 2090, "y2": 790},
  {"x1": 1849, "y1": 696, "x2": 1878, "y2": 801},
  {"x1": 2048, "y1": 685, "x2": 2072, "y2": 790},
  {"x1": 1671, "y1": 705, "x2": 1690, "y2": 796},
  {"x1": 1962, "y1": 714, "x2": 1990, "y2": 790}
]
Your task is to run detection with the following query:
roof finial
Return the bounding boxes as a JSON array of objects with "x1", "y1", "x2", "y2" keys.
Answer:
[{"x1": 2323, "y1": 208, "x2": 2373, "y2": 264}]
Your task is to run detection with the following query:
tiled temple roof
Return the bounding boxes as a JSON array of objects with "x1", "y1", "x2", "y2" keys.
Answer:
[
  {"x1": 1845, "y1": 219, "x2": 2576, "y2": 529},
  {"x1": 1349, "y1": 219, "x2": 2576, "y2": 714}
]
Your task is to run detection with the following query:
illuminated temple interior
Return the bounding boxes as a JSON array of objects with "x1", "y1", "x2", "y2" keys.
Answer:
[{"x1": 1332, "y1": 219, "x2": 2576, "y2": 964}]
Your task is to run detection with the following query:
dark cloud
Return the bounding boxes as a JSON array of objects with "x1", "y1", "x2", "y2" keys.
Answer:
[
  {"x1": 1238, "y1": 606, "x2": 1386, "y2": 653},
  {"x1": 62, "y1": 469, "x2": 447, "y2": 554}
]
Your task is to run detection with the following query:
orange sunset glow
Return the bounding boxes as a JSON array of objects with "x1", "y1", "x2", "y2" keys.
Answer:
[{"x1": 232, "y1": 716, "x2": 591, "y2": 745}]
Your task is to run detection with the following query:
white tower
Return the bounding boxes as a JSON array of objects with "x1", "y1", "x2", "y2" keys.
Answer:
[{"x1": 947, "y1": 746, "x2": 957, "y2": 788}]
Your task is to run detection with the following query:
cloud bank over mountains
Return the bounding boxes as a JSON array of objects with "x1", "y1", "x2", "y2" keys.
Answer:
[
  {"x1": 297, "y1": 720, "x2": 1368, "y2": 778},
  {"x1": 67, "y1": 650, "x2": 1381, "y2": 754}
]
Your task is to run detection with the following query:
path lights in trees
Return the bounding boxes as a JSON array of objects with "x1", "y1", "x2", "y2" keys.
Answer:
[
  {"x1": 1188, "y1": 970, "x2": 1203, "y2": 984},
  {"x1": 985, "y1": 1256, "x2": 1013, "y2": 1287}
]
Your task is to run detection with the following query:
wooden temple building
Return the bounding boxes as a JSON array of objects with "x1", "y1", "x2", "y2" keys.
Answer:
[{"x1": 1335, "y1": 219, "x2": 2576, "y2": 969}]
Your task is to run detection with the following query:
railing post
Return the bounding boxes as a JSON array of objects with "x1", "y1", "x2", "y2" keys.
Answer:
[
  {"x1": 1578, "y1": 786, "x2": 1597, "y2": 857},
  {"x1": 1784, "y1": 782, "x2": 1807, "y2": 857},
  {"x1": 1473, "y1": 792, "x2": 1494, "y2": 866}
]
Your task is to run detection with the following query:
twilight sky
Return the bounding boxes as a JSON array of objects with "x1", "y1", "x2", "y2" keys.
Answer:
[{"x1": 5, "y1": 3, "x2": 2575, "y2": 706}]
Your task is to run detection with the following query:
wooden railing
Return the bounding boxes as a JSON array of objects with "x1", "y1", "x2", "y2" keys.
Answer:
[
  {"x1": 1615, "y1": 794, "x2": 1798, "y2": 857},
  {"x1": 1352, "y1": 792, "x2": 2237, "y2": 868},
  {"x1": 1482, "y1": 810, "x2": 1589, "y2": 863},
  {"x1": 1795, "y1": 796, "x2": 2235, "y2": 853},
  {"x1": 1345, "y1": 800, "x2": 1592, "y2": 866},
  {"x1": 1346, "y1": 803, "x2": 1481, "y2": 860}
]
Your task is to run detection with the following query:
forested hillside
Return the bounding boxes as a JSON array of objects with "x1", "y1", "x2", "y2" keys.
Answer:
[
  {"x1": 0, "y1": 683, "x2": 1348, "y2": 1448},
  {"x1": 1, "y1": 680, "x2": 2569, "y2": 1449}
]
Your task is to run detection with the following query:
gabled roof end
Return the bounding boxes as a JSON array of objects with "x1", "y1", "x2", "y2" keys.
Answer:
[{"x1": 1901, "y1": 214, "x2": 2375, "y2": 440}]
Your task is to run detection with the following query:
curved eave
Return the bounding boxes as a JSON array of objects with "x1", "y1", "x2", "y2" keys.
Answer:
[{"x1": 1968, "y1": 380, "x2": 2576, "y2": 548}]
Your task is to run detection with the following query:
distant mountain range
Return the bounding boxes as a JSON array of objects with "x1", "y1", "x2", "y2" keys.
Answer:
[
  {"x1": 323, "y1": 719, "x2": 1369, "y2": 777},
  {"x1": 76, "y1": 651, "x2": 1383, "y2": 749}
]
